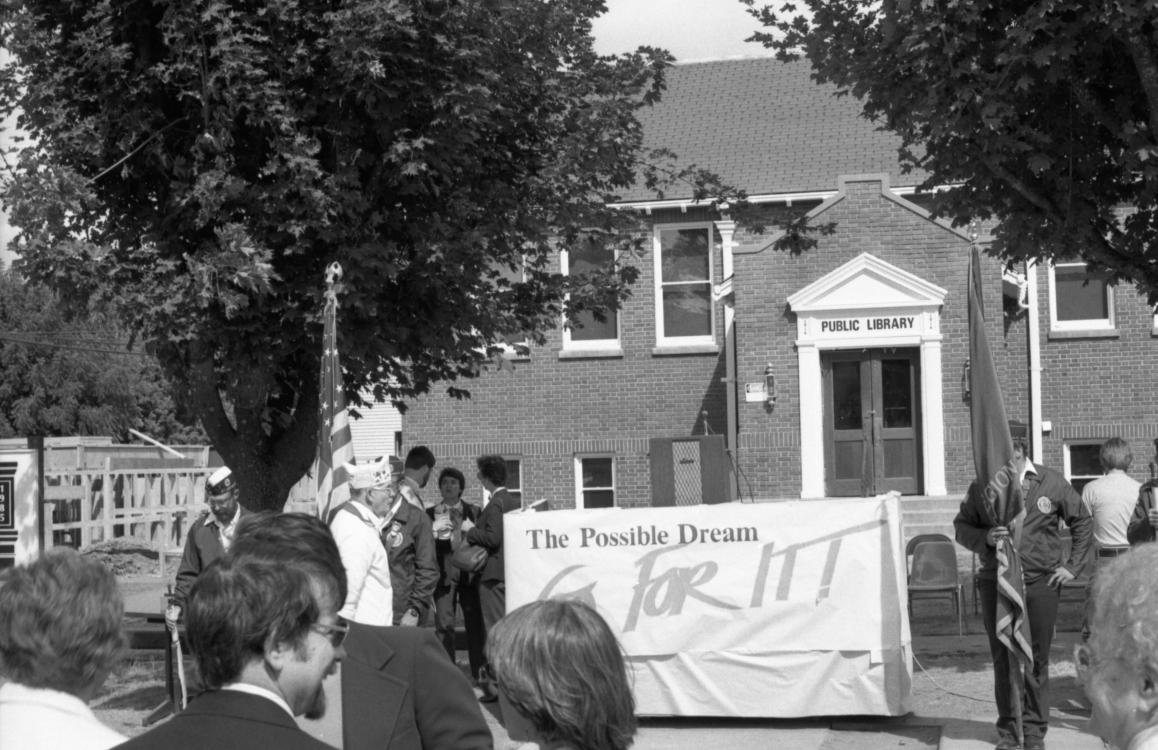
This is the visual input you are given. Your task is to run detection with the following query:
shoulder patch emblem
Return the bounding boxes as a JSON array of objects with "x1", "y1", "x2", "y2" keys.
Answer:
[
  {"x1": 1036, "y1": 496, "x2": 1053, "y2": 515},
  {"x1": 386, "y1": 523, "x2": 404, "y2": 549}
]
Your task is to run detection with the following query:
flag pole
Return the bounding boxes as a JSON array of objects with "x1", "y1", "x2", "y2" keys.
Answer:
[{"x1": 316, "y1": 262, "x2": 355, "y2": 520}]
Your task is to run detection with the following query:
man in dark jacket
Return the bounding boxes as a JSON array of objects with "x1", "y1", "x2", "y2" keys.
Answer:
[
  {"x1": 954, "y1": 438, "x2": 1093, "y2": 750},
  {"x1": 384, "y1": 484, "x2": 438, "y2": 627},
  {"x1": 165, "y1": 467, "x2": 246, "y2": 628},
  {"x1": 462, "y1": 454, "x2": 522, "y2": 701}
]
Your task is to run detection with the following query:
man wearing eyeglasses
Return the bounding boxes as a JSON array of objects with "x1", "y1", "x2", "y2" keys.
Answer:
[
  {"x1": 115, "y1": 534, "x2": 348, "y2": 749},
  {"x1": 1077, "y1": 544, "x2": 1158, "y2": 750},
  {"x1": 330, "y1": 457, "x2": 402, "y2": 626},
  {"x1": 166, "y1": 466, "x2": 247, "y2": 629},
  {"x1": 232, "y1": 512, "x2": 493, "y2": 750}
]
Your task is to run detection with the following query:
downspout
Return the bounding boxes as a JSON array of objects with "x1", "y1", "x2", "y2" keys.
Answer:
[
  {"x1": 1025, "y1": 260, "x2": 1044, "y2": 463},
  {"x1": 714, "y1": 216, "x2": 739, "y2": 501}
]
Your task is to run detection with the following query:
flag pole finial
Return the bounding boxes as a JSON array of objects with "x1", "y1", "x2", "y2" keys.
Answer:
[{"x1": 324, "y1": 262, "x2": 344, "y2": 301}]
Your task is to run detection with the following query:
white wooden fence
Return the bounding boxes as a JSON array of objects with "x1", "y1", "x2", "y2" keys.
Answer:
[
  {"x1": 44, "y1": 462, "x2": 213, "y2": 552},
  {"x1": 44, "y1": 461, "x2": 319, "y2": 576}
]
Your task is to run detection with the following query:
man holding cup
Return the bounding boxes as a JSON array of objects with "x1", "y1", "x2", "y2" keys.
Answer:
[{"x1": 426, "y1": 467, "x2": 485, "y2": 681}]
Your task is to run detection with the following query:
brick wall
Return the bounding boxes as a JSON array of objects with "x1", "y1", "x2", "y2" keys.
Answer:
[
  {"x1": 402, "y1": 176, "x2": 1034, "y2": 508},
  {"x1": 1030, "y1": 263, "x2": 1158, "y2": 478},
  {"x1": 732, "y1": 177, "x2": 1014, "y2": 497},
  {"x1": 402, "y1": 206, "x2": 729, "y2": 510}
]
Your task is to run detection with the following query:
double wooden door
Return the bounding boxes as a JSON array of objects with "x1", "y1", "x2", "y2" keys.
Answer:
[{"x1": 822, "y1": 348, "x2": 922, "y2": 496}]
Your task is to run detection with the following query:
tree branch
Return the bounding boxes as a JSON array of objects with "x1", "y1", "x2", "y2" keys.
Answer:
[{"x1": 1122, "y1": 31, "x2": 1158, "y2": 147}]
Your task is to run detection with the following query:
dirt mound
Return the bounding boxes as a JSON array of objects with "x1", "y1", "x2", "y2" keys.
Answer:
[{"x1": 82, "y1": 538, "x2": 161, "y2": 577}]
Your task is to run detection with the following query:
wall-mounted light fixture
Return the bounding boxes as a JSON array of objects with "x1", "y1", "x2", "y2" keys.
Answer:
[
  {"x1": 962, "y1": 358, "x2": 971, "y2": 402},
  {"x1": 764, "y1": 363, "x2": 777, "y2": 408}
]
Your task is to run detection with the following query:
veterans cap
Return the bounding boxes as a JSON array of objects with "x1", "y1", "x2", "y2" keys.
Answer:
[
  {"x1": 346, "y1": 456, "x2": 402, "y2": 490},
  {"x1": 206, "y1": 466, "x2": 237, "y2": 500}
]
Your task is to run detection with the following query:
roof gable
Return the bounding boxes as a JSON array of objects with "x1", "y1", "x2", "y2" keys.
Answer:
[
  {"x1": 787, "y1": 253, "x2": 947, "y2": 312},
  {"x1": 620, "y1": 58, "x2": 927, "y2": 203}
]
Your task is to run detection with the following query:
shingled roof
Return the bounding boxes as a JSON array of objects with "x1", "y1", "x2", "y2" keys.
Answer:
[{"x1": 618, "y1": 57, "x2": 927, "y2": 203}]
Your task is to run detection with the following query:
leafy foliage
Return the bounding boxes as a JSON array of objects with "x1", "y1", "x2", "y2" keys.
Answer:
[
  {"x1": 745, "y1": 0, "x2": 1158, "y2": 297},
  {"x1": 0, "y1": 272, "x2": 206, "y2": 443},
  {"x1": 0, "y1": 0, "x2": 714, "y2": 508}
]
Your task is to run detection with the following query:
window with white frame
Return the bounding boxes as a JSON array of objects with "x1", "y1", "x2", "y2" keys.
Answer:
[
  {"x1": 1049, "y1": 260, "x2": 1115, "y2": 331},
  {"x1": 562, "y1": 235, "x2": 620, "y2": 350},
  {"x1": 1063, "y1": 441, "x2": 1103, "y2": 494},
  {"x1": 575, "y1": 455, "x2": 615, "y2": 509},
  {"x1": 654, "y1": 224, "x2": 714, "y2": 346}
]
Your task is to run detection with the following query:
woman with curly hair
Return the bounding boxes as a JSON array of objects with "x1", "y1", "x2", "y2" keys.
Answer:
[
  {"x1": 0, "y1": 548, "x2": 127, "y2": 750},
  {"x1": 486, "y1": 598, "x2": 636, "y2": 750}
]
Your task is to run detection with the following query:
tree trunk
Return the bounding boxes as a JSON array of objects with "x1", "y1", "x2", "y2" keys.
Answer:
[{"x1": 186, "y1": 341, "x2": 321, "y2": 512}]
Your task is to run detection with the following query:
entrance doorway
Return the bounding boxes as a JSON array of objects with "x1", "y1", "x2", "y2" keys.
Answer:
[{"x1": 822, "y1": 348, "x2": 922, "y2": 496}]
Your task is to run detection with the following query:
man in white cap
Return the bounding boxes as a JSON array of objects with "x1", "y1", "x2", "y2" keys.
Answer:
[
  {"x1": 329, "y1": 457, "x2": 404, "y2": 626},
  {"x1": 166, "y1": 466, "x2": 246, "y2": 628}
]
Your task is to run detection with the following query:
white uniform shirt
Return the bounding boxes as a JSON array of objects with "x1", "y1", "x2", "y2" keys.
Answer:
[
  {"x1": 1082, "y1": 469, "x2": 1141, "y2": 548},
  {"x1": 330, "y1": 500, "x2": 394, "y2": 626},
  {"x1": 0, "y1": 681, "x2": 126, "y2": 750}
]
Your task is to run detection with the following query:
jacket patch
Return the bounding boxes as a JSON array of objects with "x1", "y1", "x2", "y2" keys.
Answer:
[
  {"x1": 386, "y1": 523, "x2": 404, "y2": 549},
  {"x1": 1036, "y1": 496, "x2": 1054, "y2": 515}
]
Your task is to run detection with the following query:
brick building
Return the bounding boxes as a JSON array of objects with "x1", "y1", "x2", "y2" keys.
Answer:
[{"x1": 400, "y1": 57, "x2": 1158, "y2": 512}]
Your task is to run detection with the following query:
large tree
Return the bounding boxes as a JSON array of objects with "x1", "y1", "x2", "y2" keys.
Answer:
[
  {"x1": 0, "y1": 0, "x2": 707, "y2": 509},
  {"x1": 746, "y1": 0, "x2": 1158, "y2": 296}
]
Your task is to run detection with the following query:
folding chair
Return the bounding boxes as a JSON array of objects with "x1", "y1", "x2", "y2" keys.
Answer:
[{"x1": 908, "y1": 540, "x2": 964, "y2": 635}]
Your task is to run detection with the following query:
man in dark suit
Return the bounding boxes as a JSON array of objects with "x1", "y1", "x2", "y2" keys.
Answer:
[
  {"x1": 115, "y1": 530, "x2": 347, "y2": 750},
  {"x1": 462, "y1": 454, "x2": 522, "y2": 701},
  {"x1": 231, "y1": 512, "x2": 493, "y2": 750}
]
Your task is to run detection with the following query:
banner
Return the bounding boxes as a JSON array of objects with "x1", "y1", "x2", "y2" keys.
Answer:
[
  {"x1": 0, "y1": 446, "x2": 40, "y2": 567},
  {"x1": 505, "y1": 496, "x2": 911, "y2": 717}
]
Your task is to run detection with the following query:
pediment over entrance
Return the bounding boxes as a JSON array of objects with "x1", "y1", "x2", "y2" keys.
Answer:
[{"x1": 787, "y1": 253, "x2": 947, "y2": 313}]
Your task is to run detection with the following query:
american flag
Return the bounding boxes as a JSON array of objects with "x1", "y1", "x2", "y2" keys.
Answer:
[
  {"x1": 316, "y1": 262, "x2": 355, "y2": 520},
  {"x1": 967, "y1": 243, "x2": 1033, "y2": 744}
]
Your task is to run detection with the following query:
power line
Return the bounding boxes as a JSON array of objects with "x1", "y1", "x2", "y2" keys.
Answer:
[
  {"x1": 0, "y1": 333, "x2": 145, "y2": 357},
  {"x1": 0, "y1": 330, "x2": 131, "y2": 345}
]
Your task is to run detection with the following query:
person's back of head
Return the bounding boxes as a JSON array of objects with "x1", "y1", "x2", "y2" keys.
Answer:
[
  {"x1": 229, "y1": 512, "x2": 347, "y2": 603},
  {"x1": 405, "y1": 446, "x2": 436, "y2": 472},
  {"x1": 476, "y1": 454, "x2": 507, "y2": 488},
  {"x1": 487, "y1": 599, "x2": 636, "y2": 750},
  {"x1": 0, "y1": 548, "x2": 125, "y2": 700},
  {"x1": 1100, "y1": 437, "x2": 1133, "y2": 472},
  {"x1": 1083, "y1": 544, "x2": 1158, "y2": 750}
]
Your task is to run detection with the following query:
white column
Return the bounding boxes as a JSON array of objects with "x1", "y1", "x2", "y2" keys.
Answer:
[
  {"x1": 919, "y1": 338, "x2": 947, "y2": 496},
  {"x1": 797, "y1": 342, "x2": 825, "y2": 498}
]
